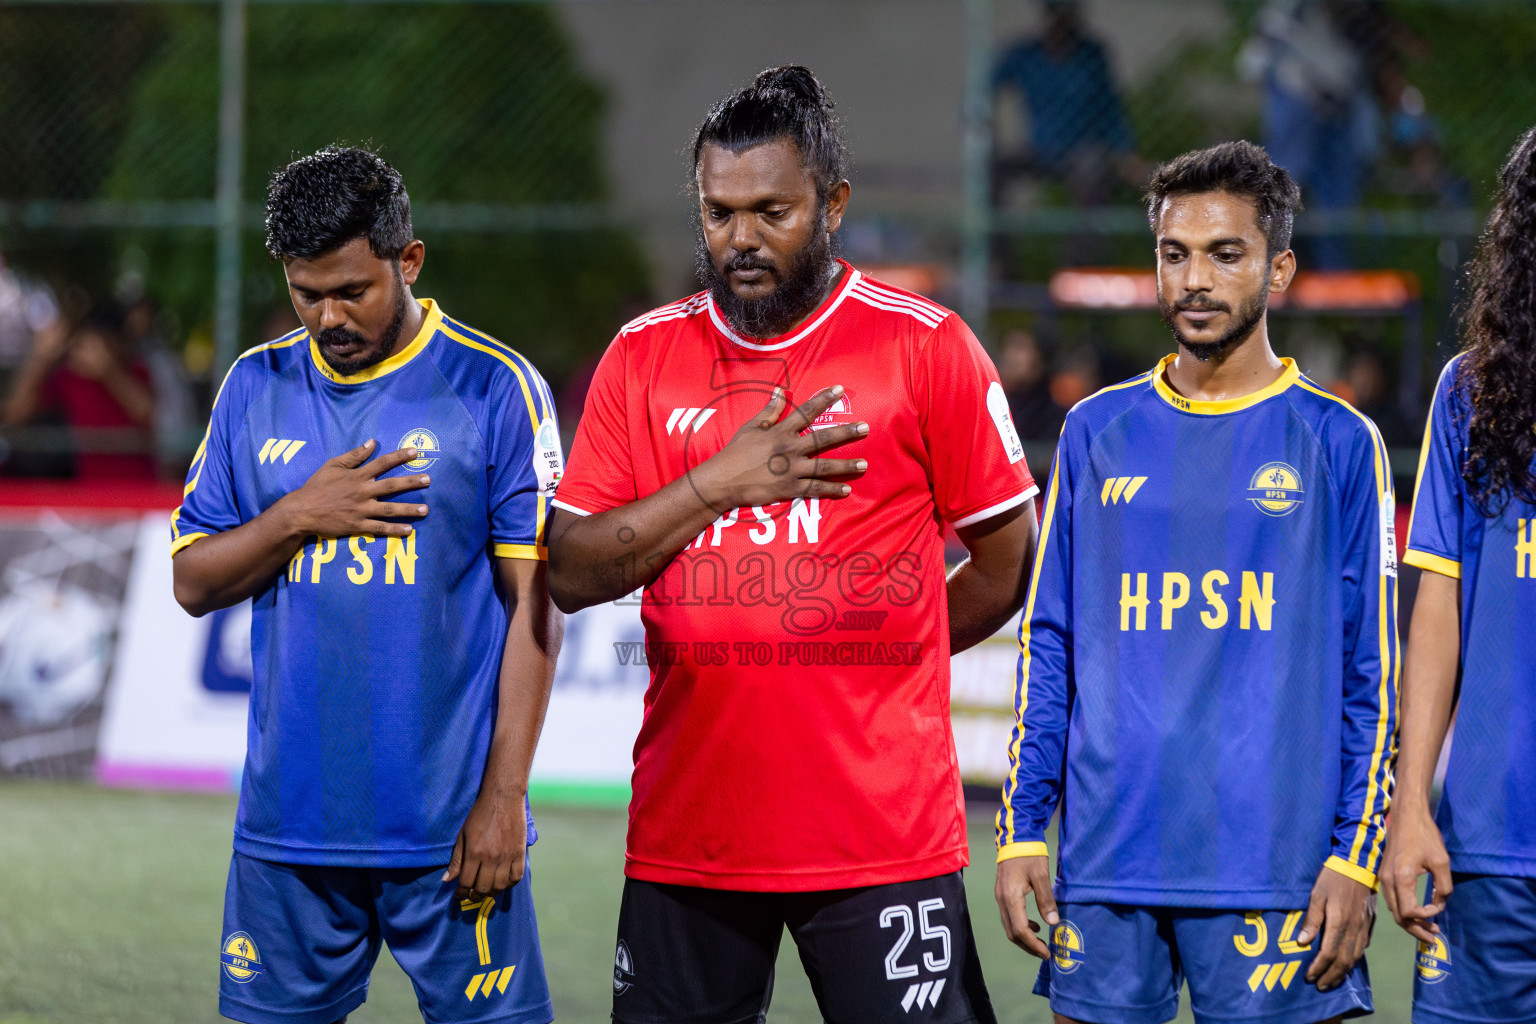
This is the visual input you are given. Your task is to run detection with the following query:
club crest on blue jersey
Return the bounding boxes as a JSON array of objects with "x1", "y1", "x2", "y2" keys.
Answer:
[
  {"x1": 221, "y1": 931, "x2": 263, "y2": 983},
  {"x1": 400, "y1": 428, "x2": 440, "y2": 469},
  {"x1": 1247, "y1": 462, "x2": 1305, "y2": 517},
  {"x1": 1416, "y1": 934, "x2": 1451, "y2": 984},
  {"x1": 1051, "y1": 921, "x2": 1087, "y2": 974}
]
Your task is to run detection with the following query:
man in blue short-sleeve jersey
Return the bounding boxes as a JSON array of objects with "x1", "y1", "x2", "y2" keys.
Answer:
[
  {"x1": 172, "y1": 145, "x2": 561, "y2": 1024},
  {"x1": 1383, "y1": 125, "x2": 1536, "y2": 1024}
]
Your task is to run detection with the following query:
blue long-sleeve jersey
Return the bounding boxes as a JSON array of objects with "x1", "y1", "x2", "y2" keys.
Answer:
[{"x1": 997, "y1": 357, "x2": 1399, "y2": 907}]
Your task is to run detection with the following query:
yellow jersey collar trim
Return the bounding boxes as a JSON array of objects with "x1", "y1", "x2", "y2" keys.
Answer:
[
  {"x1": 1151, "y1": 354, "x2": 1300, "y2": 415},
  {"x1": 309, "y1": 298, "x2": 442, "y2": 385}
]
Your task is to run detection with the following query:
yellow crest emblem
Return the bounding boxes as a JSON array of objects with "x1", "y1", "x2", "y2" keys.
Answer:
[
  {"x1": 1416, "y1": 934, "x2": 1451, "y2": 984},
  {"x1": 221, "y1": 931, "x2": 263, "y2": 984},
  {"x1": 1248, "y1": 462, "x2": 1305, "y2": 517},
  {"x1": 1052, "y1": 920, "x2": 1087, "y2": 974},
  {"x1": 399, "y1": 428, "x2": 441, "y2": 470}
]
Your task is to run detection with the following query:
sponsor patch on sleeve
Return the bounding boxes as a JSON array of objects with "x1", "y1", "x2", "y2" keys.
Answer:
[
  {"x1": 986, "y1": 381, "x2": 1026, "y2": 465},
  {"x1": 534, "y1": 416, "x2": 564, "y2": 495}
]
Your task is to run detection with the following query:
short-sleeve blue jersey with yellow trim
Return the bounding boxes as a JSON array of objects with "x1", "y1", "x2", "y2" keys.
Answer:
[
  {"x1": 998, "y1": 356, "x2": 1399, "y2": 908},
  {"x1": 1405, "y1": 355, "x2": 1536, "y2": 877},
  {"x1": 173, "y1": 299, "x2": 562, "y2": 867}
]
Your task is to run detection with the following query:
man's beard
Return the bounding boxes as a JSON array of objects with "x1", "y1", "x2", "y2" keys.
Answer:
[
  {"x1": 1157, "y1": 284, "x2": 1268, "y2": 363},
  {"x1": 316, "y1": 282, "x2": 409, "y2": 376},
  {"x1": 697, "y1": 215, "x2": 839, "y2": 339}
]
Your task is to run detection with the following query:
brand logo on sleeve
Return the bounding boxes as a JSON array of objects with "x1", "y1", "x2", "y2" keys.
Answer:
[
  {"x1": 986, "y1": 381, "x2": 1026, "y2": 464},
  {"x1": 1051, "y1": 921, "x2": 1087, "y2": 974},
  {"x1": 1417, "y1": 935, "x2": 1452, "y2": 984},
  {"x1": 257, "y1": 439, "x2": 306, "y2": 465},
  {"x1": 399, "y1": 428, "x2": 440, "y2": 469},
  {"x1": 1101, "y1": 477, "x2": 1148, "y2": 505},
  {"x1": 1248, "y1": 462, "x2": 1305, "y2": 517},
  {"x1": 221, "y1": 931, "x2": 263, "y2": 983}
]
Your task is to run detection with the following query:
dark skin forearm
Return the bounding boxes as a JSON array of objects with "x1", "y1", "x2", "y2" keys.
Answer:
[
  {"x1": 947, "y1": 501, "x2": 1038, "y2": 654},
  {"x1": 546, "y1": 473, "x2": 742, "y2": 611},
  {"x1": 172, "y1": 501, "x2": 312, "y2": 616},
  {"x1": 548, "y1": 386, "x2": 867, "y2": 612},
  {"x1": 1391, "y1": 570, "x2": 1461, "y2": 816},
  {"x1": 1381, "y1": 568, "x2": 1461, "y2": 941},
  {"x1": 443, "y1": 557, "x2": 562, "y2": 897},
  {"x1": 172, "y1": 439, "x2": 429, "y2": 617}
]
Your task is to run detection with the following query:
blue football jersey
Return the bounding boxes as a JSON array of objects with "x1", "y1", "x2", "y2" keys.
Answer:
[
  {"x1": 173, "y1": 299, "x2": 561, "y2": 867},
  {"x1": 1404, "y1": 355, "x2": 1536, "y2": 878},
  {"x1": 998, "y1": 356, "x2": 1400, "y2": 907}
]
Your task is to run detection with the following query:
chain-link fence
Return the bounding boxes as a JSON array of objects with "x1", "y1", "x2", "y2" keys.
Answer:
[{"x1": 2, "y1": 0, "x2": 1535, "y2": 480}]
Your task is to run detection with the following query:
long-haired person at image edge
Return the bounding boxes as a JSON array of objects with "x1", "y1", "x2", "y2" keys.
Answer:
[
  {"x1": 1381, "y1": 125, "x2": 1536, "y2": 1024},
  {"x1": 547, "y1": 66, "x2": 1038, "y2": 1024},
  {"x1": 995, "y1": 141, "x2": 1399, "y2": 1024},
  {"x1": 170, "y1": 145, "x2": 562, "y2": 1024}
]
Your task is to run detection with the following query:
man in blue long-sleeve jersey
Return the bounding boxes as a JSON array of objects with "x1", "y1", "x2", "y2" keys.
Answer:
[{"x1": 994, "y1": 140, "x2": 1398, "y2": 1024}]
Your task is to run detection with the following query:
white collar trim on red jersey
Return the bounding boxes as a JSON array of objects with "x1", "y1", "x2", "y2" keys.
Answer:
[{"x1": 706, "y1": 266, "x2": 862, "y2": 352}]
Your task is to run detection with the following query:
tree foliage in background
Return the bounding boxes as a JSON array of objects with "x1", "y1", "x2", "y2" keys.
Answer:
[
  {"x1": 98, "y1": 3, "x2": 648, "y2": 381},
  {"x1": 1391, "y1": 2, "x2": 1536, "y2": 205}
]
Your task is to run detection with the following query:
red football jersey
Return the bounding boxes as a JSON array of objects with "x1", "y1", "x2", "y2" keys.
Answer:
[{"x1": 555, "y1": 263, "x2": 1036, "y2": 890}]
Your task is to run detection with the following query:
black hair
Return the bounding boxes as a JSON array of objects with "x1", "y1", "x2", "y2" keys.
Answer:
[
  {"x1": 264, "y1": 144, "x2": 413, "y2": 262},
  {"x1": 1458, "y1": 126, "x2": 1536, "y2": 514},
  {"x1": 1145, "y1": 140, "x2": 1302, "y2": 260},
  {"x1": 690, "y1": 65, "x2": 849, "y2": 200}
]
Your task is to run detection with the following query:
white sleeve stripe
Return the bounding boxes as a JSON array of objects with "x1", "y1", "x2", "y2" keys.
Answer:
[
  {"x1": 550, "y1": 498, "x2": 595, "y2": 517},
  {"x1": 950, "y1": 485, "x2": 1040, "y2": 529}
]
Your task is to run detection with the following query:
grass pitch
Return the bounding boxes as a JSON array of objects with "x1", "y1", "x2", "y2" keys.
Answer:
[{"x1": 0, "y1": 781, "x2": 1417, "y2": 1023}]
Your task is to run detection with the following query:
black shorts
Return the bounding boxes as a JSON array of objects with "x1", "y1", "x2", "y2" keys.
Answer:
[{"x1": 610, "y1": 871, "x2": 995, "y2": 1024}]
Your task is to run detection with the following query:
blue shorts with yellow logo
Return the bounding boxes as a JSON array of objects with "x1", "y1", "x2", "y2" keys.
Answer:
[
  {"x1": 219, "y1": 851, "x2": 552, "y2": 1024},
  {"x1": 1413, "y1": 874, "x2": 1536, "y2": 1024},
  {"x1": 1031, "y1": 903, "x2": 1372, "y2": 1024}
]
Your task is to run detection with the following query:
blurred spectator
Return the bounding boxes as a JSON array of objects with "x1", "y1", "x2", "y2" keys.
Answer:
[
  {"x1": 2, "y1": 311, "x2": 157, "y2": 479},
  {"x1": 1240, "y1": 0, "x2": 1380, "y2": 267},
  {"x1": 992, "y1": 0, "x2": 1139, "y2": 207},
  {"x1": 1373, "y1": 60, "x2": 1471, "y2": 208},
  {"x1": 1048, "y1": 344, "x2": 1103, "y2": 411},
  {"x1": 121, "y1": 298, "x2": 199, "y2": 476},
  {"x1": 997, "y1": 329, "x2": 1066, "y2": 440},
  {"x1": 1337, "y1": 346, "x2": 1411, "y2": 446},
  {"x1": 0, "y1": 254, "x2": 60, "y2": 369}
]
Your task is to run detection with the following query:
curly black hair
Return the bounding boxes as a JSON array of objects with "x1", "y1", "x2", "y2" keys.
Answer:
[
  {"x1": 1459, "y1": 126, "x2": 1536, "y2": 515},
  {"x1": 1145, "y1": 140, "x2": 1303, "y2": 260},
  {"x1": 264, "y1": 144, "x2": 413, "y2": 261},
  {"x1": 690, "y1": 65, "x2": 849, "y2": 202}
]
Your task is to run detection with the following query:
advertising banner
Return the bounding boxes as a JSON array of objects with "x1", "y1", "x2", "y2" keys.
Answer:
[{"x1": 0, "y1": 510, "x2": 140, "y2": 779}]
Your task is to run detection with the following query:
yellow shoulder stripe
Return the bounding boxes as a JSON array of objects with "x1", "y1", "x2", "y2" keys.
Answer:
[
  {"x1": 438, "y1": 323, "x2": 549, "y2": 545},
  {"x1": 444, "y1": 317, "x2": 551, "y2": 422},
  {"x1": 1296, "y1": 378, "x2": 1398, "y2": 875},
  {"x1": 997, "y1": 449, "x2": 1064, "y2": 848},
  {"x1": 180, "y1": 331, "x2": 306, "y2": 502}
]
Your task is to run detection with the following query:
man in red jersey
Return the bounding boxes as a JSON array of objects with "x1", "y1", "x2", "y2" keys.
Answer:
[{"x1": 548, "y1": 66, "x2": 1037, "y2": 1024}]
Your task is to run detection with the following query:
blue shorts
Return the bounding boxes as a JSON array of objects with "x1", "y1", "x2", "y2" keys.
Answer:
[
  {"x1": 1413, "y1": 874, "x2": 1536, "y2": 1024},
  {"x1": 1032, "y1": 903, "x2": 1372, "y2": 1024},
  {"x1": 218, "y1": 851, "x2": 552, "y2": 1024}
]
